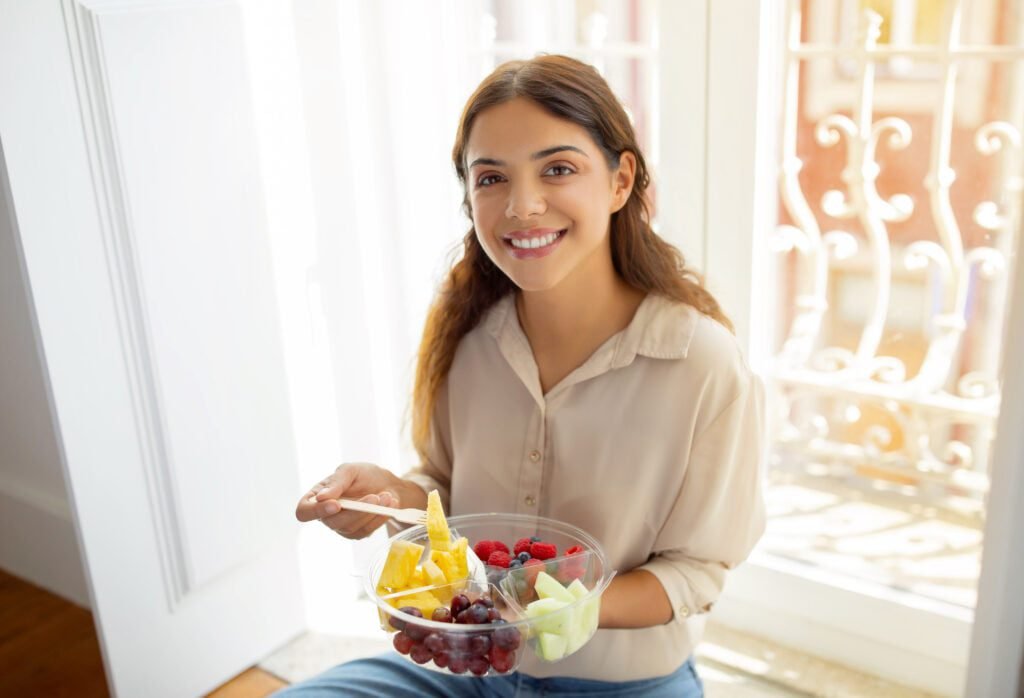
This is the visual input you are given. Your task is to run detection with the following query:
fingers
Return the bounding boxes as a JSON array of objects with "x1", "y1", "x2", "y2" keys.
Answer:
[
  {"x1": 350, "y1": 515, "x2": 390, "y2": 539},
  {"x1": 318, "y1": 492, "x2": 393, "y2": 539},
  {"x1": 315, "y1": 465, "x2": 360, "y2": 502},
  {"x1": 295, "y1": 464, "x2": 364, "y2": 522}
]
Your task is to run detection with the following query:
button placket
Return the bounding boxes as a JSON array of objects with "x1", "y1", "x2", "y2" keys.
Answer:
[{"x1": 517, "y1": 405, "x2": 545, "y2": 513}]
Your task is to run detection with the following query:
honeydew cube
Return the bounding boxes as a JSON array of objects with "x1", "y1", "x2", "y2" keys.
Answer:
[
  {"x1": 566, "y1": 578, "x2": 589, "y2": 601},
  {"x1": 525, "y1": 597, "x2": 570, "y2": 635},
  {"x1": 538, "y1": 632, "x2": 567, "y2": 661},
  {"x1": 534, "y1": 571, "x2": 575, "y2": 603}
]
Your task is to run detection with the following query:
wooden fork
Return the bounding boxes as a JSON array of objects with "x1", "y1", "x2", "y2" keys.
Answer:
[{"x1": 334, "y1": 498, "x2": 428, "y2": 525}]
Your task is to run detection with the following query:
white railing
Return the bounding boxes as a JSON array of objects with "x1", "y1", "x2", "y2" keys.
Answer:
[{"x1": 771, "y1": 0, "x2": 1023, "y2": 516}]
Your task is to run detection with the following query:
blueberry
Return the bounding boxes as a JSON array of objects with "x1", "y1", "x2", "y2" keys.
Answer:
[
  {"x1": 517, "y1": 552, "x2": 530, "y2": 562},
  {"x1": 508, "y1": 559, "x2": 522, "y2": 569},
  {"x1": 530, "y1": 536, "x2": 541, "y2": 542}
]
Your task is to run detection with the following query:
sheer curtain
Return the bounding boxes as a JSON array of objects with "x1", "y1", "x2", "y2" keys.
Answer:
[{"x1": 283, "y1": 1, "x2": 486, "y2": 629}]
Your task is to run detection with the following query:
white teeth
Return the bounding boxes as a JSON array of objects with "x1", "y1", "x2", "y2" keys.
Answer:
[{"x1": 510, "y1": 231, "x2": 561, "y2": 250}]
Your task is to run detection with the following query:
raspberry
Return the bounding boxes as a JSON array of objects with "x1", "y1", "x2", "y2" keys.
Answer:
[
  {"x1": 492, "y1": 540, "x2": 510, "y2": 554},
  {"x1": 513, "y1": 538, "x2": 533, "y2": 556},
  {"x1": 487, "y1": 550, "x2": 511, "y2": 568},
  {"x1": 565, "y1": 545, "x2": 585, "y2": 556},
  {"x1": 529, "y1": 542, "x2": 557, "y2": 560},
  {"x1": 473, "y1": 540, "x2": 499, "y2": 561}
]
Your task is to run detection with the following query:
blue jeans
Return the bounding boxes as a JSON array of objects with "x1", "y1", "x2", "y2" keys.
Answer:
[{"x1": 272, "y1": 653, "x2": 703, "y2": 697}]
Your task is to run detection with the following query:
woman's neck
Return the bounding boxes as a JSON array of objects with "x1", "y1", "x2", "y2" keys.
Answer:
[{"x1": 516, "y1": 259, "x2": 645, "y2": 359}]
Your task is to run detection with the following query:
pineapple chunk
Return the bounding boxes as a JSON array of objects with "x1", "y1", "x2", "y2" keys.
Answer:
[
  {"x1": 426, "y1": 490, "x2": 452, "y2": 552},
  {"x1": 388, "y1": 591, "x2": 440, "y2": 618},
  {"x1": 423, "y1": 560, "x2": 447, "y2": 587},
  {"x1": 377, "y1": 540, "x2": 424, "y2": 591},
  {"x1": 452, "y1": 537, "x2": 469, "y2": 581},
  {"x1": 430, "y1": 550, "x2": 457, "y2": 582},
  {"x1": 407, "y1": 567, "x2": 426, "y2": 589}
]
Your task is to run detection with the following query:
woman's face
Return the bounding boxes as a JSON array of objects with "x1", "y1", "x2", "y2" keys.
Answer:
[{"x1": 464, "y1": 97, "x2": 634, "y2": 293}]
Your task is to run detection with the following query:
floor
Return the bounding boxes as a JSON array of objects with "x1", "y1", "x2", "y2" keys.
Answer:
[
  {"x1": 0, "y1": 568, "x2": 285, "y2": 698},
  {"x1": 0, "y1": 569, "x2": 109, "y2": 698}
]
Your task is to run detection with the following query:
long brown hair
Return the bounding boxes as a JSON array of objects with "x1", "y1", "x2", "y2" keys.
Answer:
[{"x1": 412, "y1": 55, "x2": 731, "y2": 458}]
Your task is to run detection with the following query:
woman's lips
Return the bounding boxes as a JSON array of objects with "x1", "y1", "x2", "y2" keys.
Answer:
[{"x1": 503, "y1": 228, "x2": 567, "y2": 260}]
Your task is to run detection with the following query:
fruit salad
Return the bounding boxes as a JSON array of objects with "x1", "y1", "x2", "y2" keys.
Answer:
[{"x1": 368, "y1": 512, "x2": 613, "y2": 676}]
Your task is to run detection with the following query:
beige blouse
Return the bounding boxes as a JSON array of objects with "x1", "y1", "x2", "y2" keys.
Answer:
[{"x1": 403, "y1": 292, "x2": 766, "y2": 681}]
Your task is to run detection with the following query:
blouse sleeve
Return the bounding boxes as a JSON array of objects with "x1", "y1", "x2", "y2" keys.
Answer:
[{"x1": 636, "y1": 370, "x2": 766, "y2": 621}]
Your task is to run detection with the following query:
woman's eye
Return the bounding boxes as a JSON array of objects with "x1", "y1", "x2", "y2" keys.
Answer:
[
  {"x1": 544, "y1": 165, "x2": 575, "y2": 177},
  {"x1": 476, "y1": 174, "x2": 503, "y2": 187}
]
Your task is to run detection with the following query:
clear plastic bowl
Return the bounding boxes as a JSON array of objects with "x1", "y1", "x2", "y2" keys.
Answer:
[{"x1": 366, "y1": 513, "x2": 615, "y2": 676}]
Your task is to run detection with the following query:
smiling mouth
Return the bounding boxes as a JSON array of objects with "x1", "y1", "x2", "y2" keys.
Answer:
[{"x1": 504, "y1": 229, "x2": 567, "y2": 250}]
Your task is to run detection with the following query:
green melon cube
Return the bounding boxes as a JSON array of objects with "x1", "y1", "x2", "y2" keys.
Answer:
[
  {"x1": 534, "y1": 571, "x2": 575, "y2": 603},
  {"x1": 538, "y1": 631, "x2": 567, "y2": 661}
]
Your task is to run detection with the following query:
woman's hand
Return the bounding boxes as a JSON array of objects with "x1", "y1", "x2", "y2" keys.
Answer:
[{"x1": 295, "y1": 462, "x2": 420, "y2": 539}]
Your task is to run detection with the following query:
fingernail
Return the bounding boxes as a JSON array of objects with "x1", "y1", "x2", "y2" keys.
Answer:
[{"x1": 322, "y1": 501, "x2": 339, "y2": 515}]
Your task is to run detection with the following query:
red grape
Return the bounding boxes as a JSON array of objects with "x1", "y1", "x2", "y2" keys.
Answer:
[
  {"x1": 410, "y1": 644, "x2": 432, "y2": 664},
  {"x1": 392, "y1": 632, "x2": 414, "y2": 655},
  {"x1": 468, "y1": 656, "x2": 490, "y2": 676}
]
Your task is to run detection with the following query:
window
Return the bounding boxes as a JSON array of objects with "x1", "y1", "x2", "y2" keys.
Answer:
[{"x1": 711, "y1": 1, "x2": 1023, "y2": 692}]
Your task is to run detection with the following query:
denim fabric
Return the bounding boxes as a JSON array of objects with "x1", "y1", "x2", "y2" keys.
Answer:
[{"x1": 272, "y1": 653, "x2": 703, "y2": 697}]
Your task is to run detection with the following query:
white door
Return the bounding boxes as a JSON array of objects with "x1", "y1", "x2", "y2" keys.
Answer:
[{"x1": 0, "y1": 1, "x2": 306, "y2": 696}]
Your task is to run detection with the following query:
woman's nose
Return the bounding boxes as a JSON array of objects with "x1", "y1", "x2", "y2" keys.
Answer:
[{"x1": 505, "y1": 180, "x2": 546, "y2": 220}]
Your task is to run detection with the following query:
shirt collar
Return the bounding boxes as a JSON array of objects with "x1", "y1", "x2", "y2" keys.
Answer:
[{"x1": 484, "y1": 290, "x2": 698, "y2": 370}]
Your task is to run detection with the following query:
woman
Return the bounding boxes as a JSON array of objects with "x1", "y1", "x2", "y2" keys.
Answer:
[{"x1": 284, "y1": 54, "x2": 765, "y2": 697}]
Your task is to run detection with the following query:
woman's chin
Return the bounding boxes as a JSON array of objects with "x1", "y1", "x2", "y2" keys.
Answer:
[{"x1": 511, "y1": 276, "x2": 568, "y2": 294}]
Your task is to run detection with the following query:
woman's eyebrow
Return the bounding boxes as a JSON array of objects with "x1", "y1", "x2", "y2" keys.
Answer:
[{"x1": 469, "y1": 145, "x2": 589, "y2": 169}]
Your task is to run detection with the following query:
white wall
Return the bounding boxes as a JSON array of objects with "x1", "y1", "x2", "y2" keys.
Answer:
[{"x1": 0, "y1": 138, "x2": 89, "y2": 607}]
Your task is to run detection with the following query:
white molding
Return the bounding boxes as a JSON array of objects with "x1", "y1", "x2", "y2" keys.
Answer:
[
  {"x1": 0, "y1": 473, "x2": 73, "y2": 522},
  {"x1": 0, "y1": 477, "x2": 90, "y2": 607},
  {"x1": 716, "y1": 553, "x2": 970, "y2": 696},
  {"x1": 704, "y1": 0, "x2": 781, "y2": 358},
  {"x1": 964, "y1": 216, "x2": 1024, "y2": 696},
  {"x1": 61, "y1": 0, "x2": 190, "y2": 610},
  {"x1": 652, "y1": 0, "x2": 708, "y2": 264}
]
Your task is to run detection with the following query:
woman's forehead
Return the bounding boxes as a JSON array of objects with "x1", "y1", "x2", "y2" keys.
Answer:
[{"x1": 466, "y1": 98, "x2": 598, "y2": 163}]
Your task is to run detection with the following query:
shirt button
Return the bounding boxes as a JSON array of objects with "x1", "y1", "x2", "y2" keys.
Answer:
[
  {"x1": 678, "y1": 605, "x2": 690, "y2": 618},
  {"x1": 525, "y1": 495, "x2": 537, "y2": 506},
  {"x1": 528, "y1": 450, "x2": 541, "y2": 462}
]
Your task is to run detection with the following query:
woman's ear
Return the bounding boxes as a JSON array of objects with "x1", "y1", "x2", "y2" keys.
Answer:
[{"x1": 610, "y1": 151, "x2": 637, "y2": 213}]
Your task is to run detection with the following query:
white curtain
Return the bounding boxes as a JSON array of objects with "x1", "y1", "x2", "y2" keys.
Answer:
[{"x1": 276, "y1": 0, "x2": 490, "y2": 628}]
